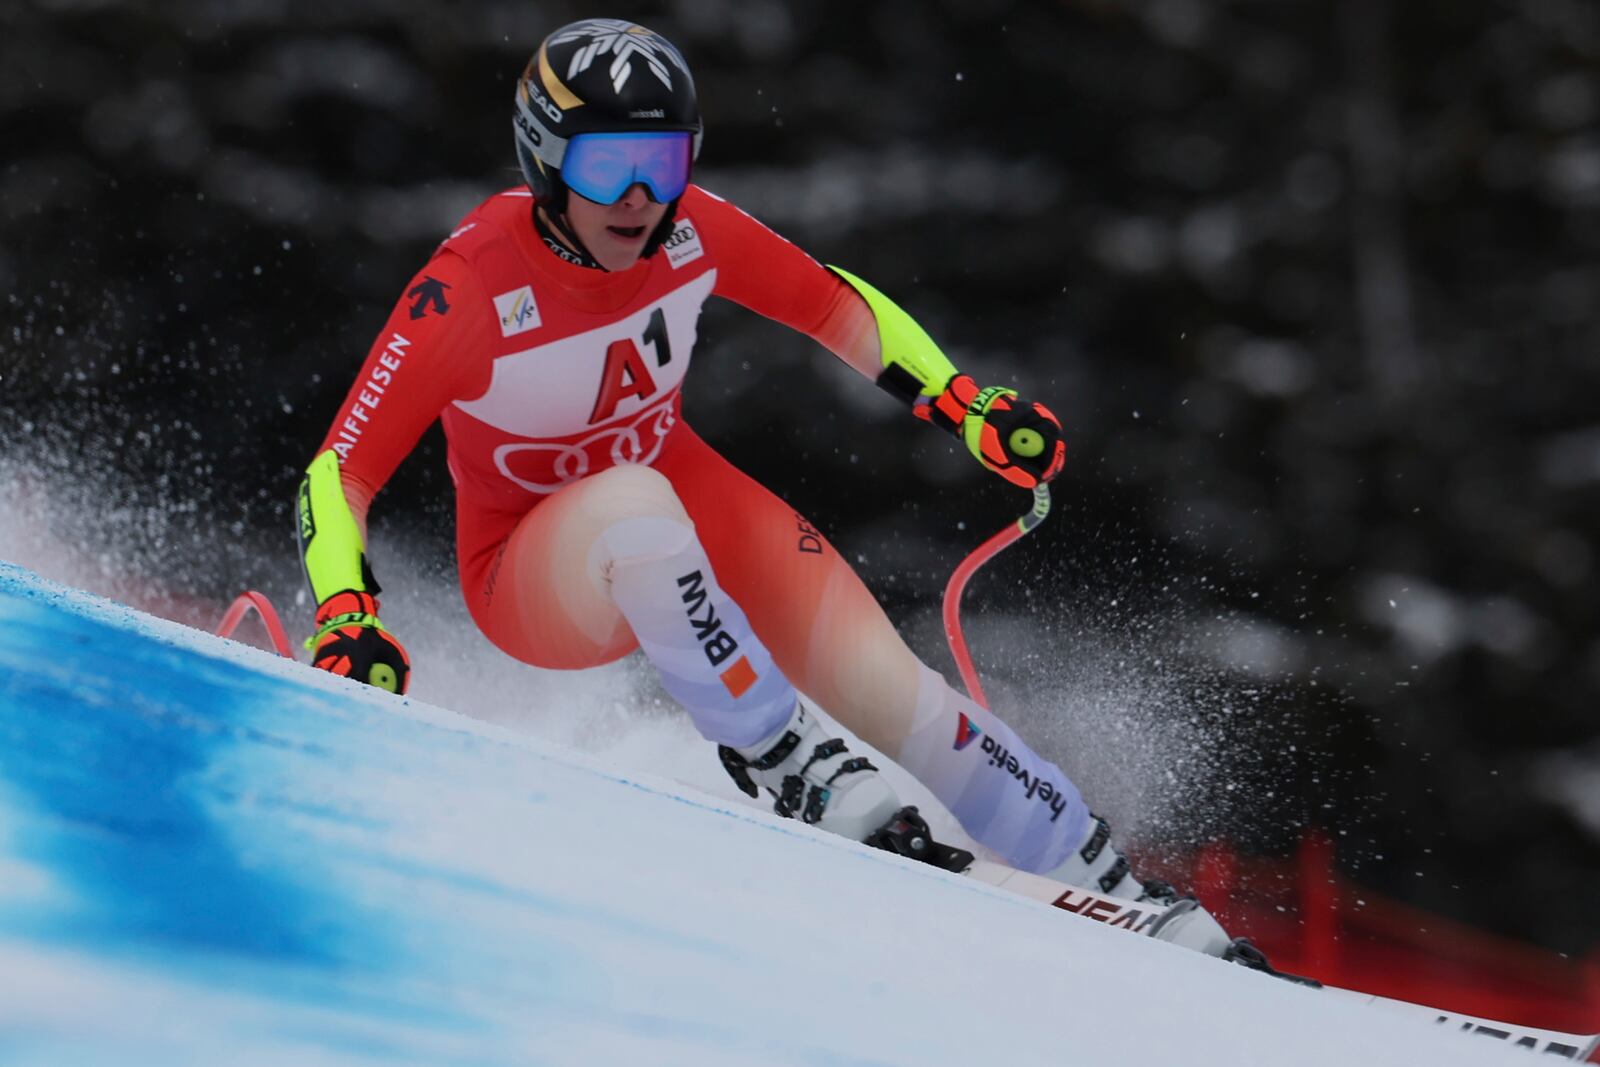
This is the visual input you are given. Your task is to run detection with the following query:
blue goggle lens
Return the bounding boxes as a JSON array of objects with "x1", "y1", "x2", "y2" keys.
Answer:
[{"x1": 561, "y1": 131, "x2": 693, "y2": 205}]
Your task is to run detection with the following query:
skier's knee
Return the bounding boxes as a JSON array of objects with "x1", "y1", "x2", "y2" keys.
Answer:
[
  {"x1": 585, "y1": 463, "x2": 688, "y2": 523},
  {"x1": 579, "y1": 466, "x2": 701, "y2": 576}
]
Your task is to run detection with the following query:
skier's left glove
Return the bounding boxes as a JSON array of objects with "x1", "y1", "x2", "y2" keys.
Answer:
[
  {"x1": 920, "y1": 373, "x2": 1067, "y2": 489},
  {"x1": 823, "y1": 267, "x2": 1065, "y2": 489},
  {"x1": 305, "y1": 589, "x2": 411, "y2": 694}
]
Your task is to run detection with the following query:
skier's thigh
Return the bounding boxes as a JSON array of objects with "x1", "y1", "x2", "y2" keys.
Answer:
[
  {"x1": 659, "y1": 430, "x2": 922, "y2": 753},
  {"x1": 485, "y1": 463, "x2": 689, "y2": 668}
]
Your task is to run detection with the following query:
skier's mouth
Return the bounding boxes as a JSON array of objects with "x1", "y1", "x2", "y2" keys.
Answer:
[{"x1": 607, "y1": 225, "x2": 647, "y2": 240}]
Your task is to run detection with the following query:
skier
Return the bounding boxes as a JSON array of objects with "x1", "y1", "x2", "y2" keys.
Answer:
[{"x1": 296, "y1": 18, "x2": 1235, "y2": 958}]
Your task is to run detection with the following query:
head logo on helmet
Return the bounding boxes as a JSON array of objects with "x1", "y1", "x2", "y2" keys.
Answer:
[
  {"x1": 513, "y1": 18, "x2": 702, "y2": 262},
  {"x1": 523, "y1": 80, "x2": 563, "y2": 125}
]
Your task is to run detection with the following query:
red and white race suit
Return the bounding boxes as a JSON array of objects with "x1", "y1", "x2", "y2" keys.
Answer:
[{"x1": 314, "y1": 184, "x2": 1092, "y2": 873}]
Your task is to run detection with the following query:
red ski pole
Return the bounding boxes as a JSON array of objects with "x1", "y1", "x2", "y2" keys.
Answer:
[
  {"x1": 216, "y1": 590, "x2": 296, "y2": 659},
  {"x1": 942, "y1": 484, "x2": 1052, "y2": 708}
]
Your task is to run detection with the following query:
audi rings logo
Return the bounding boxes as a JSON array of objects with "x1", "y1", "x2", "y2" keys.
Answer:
[
  {"x1": 492, "y1": 395, "x2": 678, "y2": 493},
  {"x1": 664, "y1": 220, "x2": 703, "y2": 269}
]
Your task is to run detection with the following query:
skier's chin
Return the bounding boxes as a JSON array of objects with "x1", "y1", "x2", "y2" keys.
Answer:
[{"x1": 592, "y1": 224, "x2": 651, "y2": 270}]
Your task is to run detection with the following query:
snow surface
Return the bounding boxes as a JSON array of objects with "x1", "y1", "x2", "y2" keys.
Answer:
[{"x1": 0, "y1": 562, "x2": 1535, "y2": 1065}]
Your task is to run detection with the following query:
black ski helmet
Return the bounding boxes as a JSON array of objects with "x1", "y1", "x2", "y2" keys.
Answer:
[{"x1": 513, "y1": 18, "x2": 702, "y2": 259}]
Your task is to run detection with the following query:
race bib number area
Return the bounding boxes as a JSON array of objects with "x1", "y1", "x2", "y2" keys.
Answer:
[{"x1": 450, "y1": 271, "x2": 717, "y2": 489}]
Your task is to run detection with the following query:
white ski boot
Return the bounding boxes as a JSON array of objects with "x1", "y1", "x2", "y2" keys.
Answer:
[
  {"x1": 1047, "y1": 814, "x2": 1234, "y2": 958},
  {"x1": 718, "y1": 701, "x2": 904, "y2": 843}
]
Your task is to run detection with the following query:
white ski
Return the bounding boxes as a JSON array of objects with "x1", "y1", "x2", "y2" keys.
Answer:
[{"x1": 963, "y1": 857, "x2": 1600, "y2": 1060}]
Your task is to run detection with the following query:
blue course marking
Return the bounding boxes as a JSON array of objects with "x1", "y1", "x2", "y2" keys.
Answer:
[
  {"x1": 0, "y1": 583, "x2": 338, "y2": 963},
  {"x1": 0, "y1": 565, "x2": 497, "y2": 1043}
]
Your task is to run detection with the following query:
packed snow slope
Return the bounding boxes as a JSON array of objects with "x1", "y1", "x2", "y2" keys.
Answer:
[{"x1": 0, "y1": 562, "x2": 1528, "y2": 1067}]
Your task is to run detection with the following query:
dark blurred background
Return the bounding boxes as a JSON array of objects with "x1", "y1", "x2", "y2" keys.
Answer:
[{"x1": 3, "y1": 0, "x2": 1598, "y2": 957}]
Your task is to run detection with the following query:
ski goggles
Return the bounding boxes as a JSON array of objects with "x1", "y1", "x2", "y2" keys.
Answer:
[{"x1": 561, "y1": 131, "x2": 693, "y2": 205}]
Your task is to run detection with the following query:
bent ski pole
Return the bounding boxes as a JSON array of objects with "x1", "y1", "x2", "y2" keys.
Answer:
[
  {"x1": 216, "y1": 590, "x2": 295, "y2": 658},
  {"x1": 942, "y1": 484, "x2": 1052, "y2": 707}
]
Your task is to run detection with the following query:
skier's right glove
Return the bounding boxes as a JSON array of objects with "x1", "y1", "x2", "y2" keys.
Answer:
[{"x1": 306, "y1": 589, "x2": 411, "y2": 694}]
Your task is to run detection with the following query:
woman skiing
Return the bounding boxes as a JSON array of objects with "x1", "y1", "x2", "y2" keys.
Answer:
[{"x1": 297, "y1": 17, "x2": 1234, "y2": 957}]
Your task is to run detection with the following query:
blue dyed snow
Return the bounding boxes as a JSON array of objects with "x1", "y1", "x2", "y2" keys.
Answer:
[
  {"x1": 0, "y1": 563, "x2": 800, "y2": 1062},
  {"x1": 0, "y1": 564, "x2": 509, "y2": 1044},
  {"x1": 0, "y1": 581, "x2": 339, "y2": 964}
]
